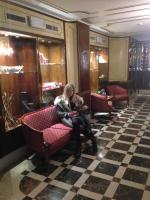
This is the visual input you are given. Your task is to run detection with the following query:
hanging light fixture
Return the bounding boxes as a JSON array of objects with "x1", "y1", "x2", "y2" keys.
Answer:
[{"x1": 0, "y1": 36, "x2": 14, "y2": 56}]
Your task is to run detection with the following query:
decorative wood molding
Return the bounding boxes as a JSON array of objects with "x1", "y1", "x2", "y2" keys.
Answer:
[
  {"x1": 0, "y1": 1, "x2": 64, "y2": 39},
  {"x1": 90, "y1": 31, "x2": 108, "y2": 48}
]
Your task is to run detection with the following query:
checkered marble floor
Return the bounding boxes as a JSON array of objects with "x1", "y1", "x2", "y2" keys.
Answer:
[{"x1": 1, "y1": 95, "x2": 150, "y2": 200}]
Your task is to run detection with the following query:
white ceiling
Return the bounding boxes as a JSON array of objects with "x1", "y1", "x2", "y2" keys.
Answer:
[{"x1": 10, "y1": 0, "x2": 150, "y2": 41}]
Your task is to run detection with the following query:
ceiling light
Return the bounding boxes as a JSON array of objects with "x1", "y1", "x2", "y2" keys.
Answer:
[
  {"x1": 137, "y1": 22, "x2": 143, "y2": 25},
  {"x1": 0, "y1": 31, "x2": 33, "y2": 38},
  {"x1": 4, "y1": 33, "x2": 9, "y2": 36}
]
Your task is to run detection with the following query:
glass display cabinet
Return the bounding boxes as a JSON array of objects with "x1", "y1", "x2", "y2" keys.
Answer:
[
  {"x1": 98, "y1": 48, "x2": 108, "y2": 83},
  {"x1": 0, "y1": 33, "x2": 67, "y2": 132},
  {"x1": 90, "y1": 46, "x2": 108, "y2": 92},
  {"x1": 38, "y1": 38, "x2": 66, "y2": 104},
  {"x1": 0, "y1": 32, "x2": 39, "y2": 132},
  {"x1": 90, "y1": 47, "x2": 99, "y2": 92}
]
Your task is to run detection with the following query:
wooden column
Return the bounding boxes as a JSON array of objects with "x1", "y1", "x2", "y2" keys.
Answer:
[{"x1": 77, "y1": 22, "x2": 91, "y2": 107}]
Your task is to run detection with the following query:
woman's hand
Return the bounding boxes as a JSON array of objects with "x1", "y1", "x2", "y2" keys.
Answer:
[
  {"x1": 68, "y1": 111, "x2": 78, "y2": 118},
  {"x1": 81, "y1": 105, "x2": 88, "y2": 110}
]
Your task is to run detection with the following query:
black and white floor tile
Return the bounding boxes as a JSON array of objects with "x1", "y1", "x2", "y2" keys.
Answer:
[{"x1": 1, "y1": 95, "x2": 150, "y2": 200}]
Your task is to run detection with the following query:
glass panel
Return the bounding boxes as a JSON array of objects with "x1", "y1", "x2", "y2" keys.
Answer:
[
  {"x1": 38, "y1": 38, "x2": 66, "y2": 104},
  {"x1": 90, "y1": 46, "x2": 99, "y2": 92},
  {"x1": 98, "y1": 48, "x2": 108, "y2": 81},
  {"x1": 90, "y1": 46, "x2": 109, "y2": 92}
]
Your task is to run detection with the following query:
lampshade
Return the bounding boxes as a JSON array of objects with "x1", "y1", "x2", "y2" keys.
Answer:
[{"x1": 99, "y1": 55, "x2": 107, "y2": 63}]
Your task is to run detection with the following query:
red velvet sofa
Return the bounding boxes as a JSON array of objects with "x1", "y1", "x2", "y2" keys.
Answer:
[
  {"x1": 21, "y1": 106, "x2": 72, "y2": 161},
  {"x1": 91, "y1": 93, "x2": 112, "y2": 115},
  {"x1": 106, "y1": 85, "x2": 129, "y2": 105}
]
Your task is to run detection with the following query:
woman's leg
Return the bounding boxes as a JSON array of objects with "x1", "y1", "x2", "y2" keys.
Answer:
[
  {"x1": 79, "y1": 113, "x2": 97, "y2": 153},
  {"x1": 87, "y1": 132, "x2": 97, "y2": 153},
  {"x1": 80, "y1": 113, "x2": 91, "y2": 129},
  {"x1": 61, "y1": 118, "x2": 73, "y2": 128},
  {"x1": 72, "y1": 117, "x2": 82, "y2": 157},
  {"x1": 72, "y1": 115, "x2": 97, "y2": 154}
]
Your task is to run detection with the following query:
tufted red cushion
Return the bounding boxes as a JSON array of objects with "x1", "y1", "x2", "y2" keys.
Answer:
[
  {"x1": 43, "y1": 127, "x2": 72, "y2": 154},
  {"x1": 22, "y1": 106, "x2": 59, "y2": 131},
  {"x1": 51, "y1": 123, "x2": 72, "y2": 131}
]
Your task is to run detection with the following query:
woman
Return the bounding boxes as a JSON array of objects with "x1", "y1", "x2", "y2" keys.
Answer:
[{"x1": 54, "y1": 83, "x2": 97, "y2": 157}]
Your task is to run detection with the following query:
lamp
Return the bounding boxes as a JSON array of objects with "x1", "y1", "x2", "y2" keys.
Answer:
[
  {"x1": 98, "y1": 74, "x2": 106, "y2": 90},
  {"x1": 99, "y1": 74, "x2": 104, "y2": 79},
  {"x1": 98, "y1": 55, "x2": 107, "y2": 63}
]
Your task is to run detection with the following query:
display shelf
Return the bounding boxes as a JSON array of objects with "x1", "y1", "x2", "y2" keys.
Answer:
[
  {"x1": 42, "y1": 82, "x2": 63, "y2": 92},
  {"x1": 40, "y1": 63, "x2": 62, "y2": 66}
]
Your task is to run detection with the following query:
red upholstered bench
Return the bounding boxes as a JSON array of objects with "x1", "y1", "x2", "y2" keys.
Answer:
[{"x1": 21, "y1": 106, "x2": 72, "y2": 161}]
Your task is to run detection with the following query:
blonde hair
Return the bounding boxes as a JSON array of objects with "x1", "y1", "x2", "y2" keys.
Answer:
[
  {"x1": 63, "y1": 83, "x2": 84, "y2": 106},
  {"x1": 63, "y1": 83, "x2": 75, "y2": 101}
]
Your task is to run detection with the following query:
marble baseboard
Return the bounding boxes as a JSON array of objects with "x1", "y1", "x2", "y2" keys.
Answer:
[{"x1": 0, "y1": 146, "x2": 29, "y2": 173}]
